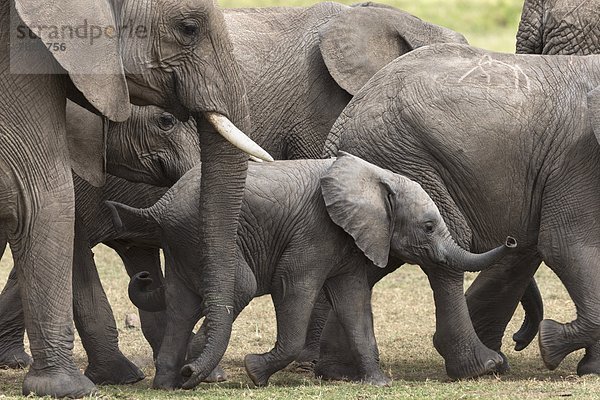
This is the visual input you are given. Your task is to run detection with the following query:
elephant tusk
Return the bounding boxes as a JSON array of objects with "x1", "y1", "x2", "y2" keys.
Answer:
[
  {"x1": 205, "y1": 112, "x2": 274, "y2": 162},
  {"x1": 249, "y1": 156, "x2": 263, "y2": 163}
]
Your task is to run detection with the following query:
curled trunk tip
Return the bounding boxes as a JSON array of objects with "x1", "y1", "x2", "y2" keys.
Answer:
[{"x1": 505, "y1": 236, "x2": 517, "y2": 249}]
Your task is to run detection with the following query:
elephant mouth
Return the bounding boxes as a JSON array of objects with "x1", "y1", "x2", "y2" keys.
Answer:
[{"x1": 126, "y1": 74, "x2": 190, "y2": 122}]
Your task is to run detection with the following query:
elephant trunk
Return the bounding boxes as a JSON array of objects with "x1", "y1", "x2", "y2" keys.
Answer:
[
  {"x1": 442, "y1": 236, "x2": 517, "y2": 272},
  {"x1": 128, "y1": 272, "x2": 166, "y2": 313}
]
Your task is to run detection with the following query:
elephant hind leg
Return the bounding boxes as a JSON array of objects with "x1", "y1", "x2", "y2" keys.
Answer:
[
  {"x1": 577, "y1": 340, "x2": 600, "y2": 376},
  {"x1": 72, "y1": 220, "x2": 144, "y2": 385},
  {"x1": 320, "y1": 270, "x2": 390, "y2": 386},
  {"x1": 537, "y1": 244, "x2": 600, "y2": 371}
]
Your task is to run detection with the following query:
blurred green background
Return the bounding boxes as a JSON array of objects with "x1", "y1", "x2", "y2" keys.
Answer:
[{"x1": 220, "y1": 0, "x2": 524, "y2": 52}]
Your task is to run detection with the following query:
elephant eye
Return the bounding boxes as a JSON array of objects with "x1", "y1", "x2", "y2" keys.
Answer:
[
  {"x1": 177, "y1": 20, "x2": 201, "y2": 43},
  {"x1": 158, "y1": 113, "x2": 177, "y2": 131},
  {"x1": 424, "y1": 222, "x2": 435, "y2": 234}
]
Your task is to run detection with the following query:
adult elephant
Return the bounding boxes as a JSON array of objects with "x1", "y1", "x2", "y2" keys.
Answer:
[
  {"x1": 0, "y1": 0, "x2": 270, "y2": 396},
  {"x1": 323, "y1": 43, "x2": 600, "y2": 379}
]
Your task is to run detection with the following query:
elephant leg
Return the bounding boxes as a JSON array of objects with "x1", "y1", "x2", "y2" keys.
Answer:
[
  {"x1": 320, "y1": 271, "x2": 389, "y2": 386},
  {"x1": 315, "y1": 264, "x2": 400, "y2": 380},
  {"x1": 577, "y1": 340, "x2": 600, "y2": 376},
  {"x1": 10, "y1": 179, "x2": 95, "y2": 398},
  {"x1": 0, "y1": 267, "x2": 32, "y2": 369},
  {"x1": 427, "y1": 267, "x2": 503, "y2": 379},
  {"x1": 72, "y1": 220, "x2": 144, "y2": 385},
  {"x1": 465, "y1": 252, "x2": 542, "y2": 371},
  {"x1": 537, "y1": 244, "x2": 600, "y2": 371},
  {"x1": 243, "y1": 265, "x2": 321, "y2": 387},
  {"x1": 296, "y1": 290, "x2": 331, "y2": 368},
  {"x1": 107, "y1": 240, "x2": 166, "y2": 360}
]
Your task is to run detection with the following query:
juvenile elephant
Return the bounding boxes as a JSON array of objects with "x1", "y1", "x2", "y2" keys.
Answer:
[
  {"x1": 324, "y1": 43, "x2": 600, "y2": 378},
  {"x1": 107, "y1": 152, "x2": 517, "y2": 388}
]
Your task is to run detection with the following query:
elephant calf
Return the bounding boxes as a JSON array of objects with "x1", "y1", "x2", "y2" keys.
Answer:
[{"x1": 107, "y1": 152, "x2": 516, "y2": 388}]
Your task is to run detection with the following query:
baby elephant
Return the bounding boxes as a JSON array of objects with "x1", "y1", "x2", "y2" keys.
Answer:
[{"x1": 107, "y1": 152, "x2": 515, "y2": 388}]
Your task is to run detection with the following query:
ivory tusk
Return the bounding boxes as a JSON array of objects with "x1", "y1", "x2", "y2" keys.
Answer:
[
  {"x1": 205, "y1": 112, "x2": 274, "y2": 162},
  {"x1": 249, "y1": 156, "x2": 263, "y2": 163}
]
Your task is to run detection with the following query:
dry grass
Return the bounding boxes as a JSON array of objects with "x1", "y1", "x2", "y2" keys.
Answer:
[
  {"x1": 2, "y1": 0, "x2": 600, "y2": 398},
  {"x1": 1, "y1": 246, "x2": 599, "y2": 399}
]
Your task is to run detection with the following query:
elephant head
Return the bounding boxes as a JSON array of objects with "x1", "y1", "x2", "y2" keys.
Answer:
[
  {"x1": 319, "y1": 3, "x2": 468, "y2": 95},
  {"x1": 517, "y1": 0, "x2": 600, "y2": 55},
  {"x1": 321, "y1": 152, "x2": 517, "y2": 271},
  {"x1": 106, "y1": 106, "x2": 200, "y2": 187}
]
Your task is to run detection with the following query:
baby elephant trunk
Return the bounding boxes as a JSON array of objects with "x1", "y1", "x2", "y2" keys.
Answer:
[
  {"x1": 129, "y1": 272, "x2": 167, "y2": 312},
  {"x1": 443, "y1": 236, "x2": 517, "y2": 272}
]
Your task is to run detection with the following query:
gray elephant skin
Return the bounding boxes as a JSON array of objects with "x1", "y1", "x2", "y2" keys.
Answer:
[
  {"x1": 107, "y1": 152, "x2": 516, "y2": 388},
  {"x1": 101, "y1": 2, "x2": 469, "y2": 389},
  {"x1": 324, "y1": 43, "x2": 600, "y2": 378},
  {"x1": 0, "y1": 104, "x2": 197, "y2": 384},
  {"x1": 517, "y1": 0, "x2": 600, "y2": 55},
  {"x1": 0, "y1": 0, "x2": 273, "y2": 395},
  {"x1": 516, "y1": 0, "x2": 600, "y2": 375}
]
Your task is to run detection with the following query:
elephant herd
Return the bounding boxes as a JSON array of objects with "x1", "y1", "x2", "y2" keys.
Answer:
[{"x1": 0, "y1": 0, "x2": 599, "y2": 397}]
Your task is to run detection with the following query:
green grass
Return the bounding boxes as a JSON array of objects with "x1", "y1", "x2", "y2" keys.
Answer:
[{"x1": 3, "y1": 1, "x2": 599, "y2": 398}]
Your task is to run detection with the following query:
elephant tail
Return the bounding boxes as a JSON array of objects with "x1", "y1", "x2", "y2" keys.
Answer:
[{"x1": 105, "y1": 200, "x2": 159, "y2": 239}]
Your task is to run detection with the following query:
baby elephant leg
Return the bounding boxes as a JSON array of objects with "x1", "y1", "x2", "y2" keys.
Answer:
[
  {"x1": 320, "y1": 271, "x2": 390, "y2": 386},
  {"x1": 244, "y1": 269, "x2": 321, "y2": 387}
]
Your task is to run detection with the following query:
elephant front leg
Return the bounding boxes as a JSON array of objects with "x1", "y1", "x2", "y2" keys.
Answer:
[
  {"x1": 72, "y1": 220, "x2": 144, "y2": 385},
  {"x1": 0, "y1": 267, "x2": 32, "y2": 369},
  {"x1": 426, "y1": 267, "x2": 503, "y2": 379},
  {"x1": 465, "y1": 253, "x2": 541, "y2": 371},
  {"x1": 10, "y1": 182, "x2": 96, "y2": 398}
]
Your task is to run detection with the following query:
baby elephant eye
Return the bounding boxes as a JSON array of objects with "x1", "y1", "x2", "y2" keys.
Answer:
[{"x1": 158, "y1": 113, "x2": 177, "y2": 131}]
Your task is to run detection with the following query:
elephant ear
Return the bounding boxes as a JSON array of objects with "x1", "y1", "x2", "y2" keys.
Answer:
[
  {"x1": 66, "y1": 101, "x2": 107, "y2": 187},
  {"x1": 319, "y1": 3, "x2": 467, "y2": 95},
  {"x1": 321, "y1": 151, "x2": 394, "y2": 268},
  {"x1": 14, "y1": 0, "x2": 130, "y2": 122},
  {"x1": 589, "y1": 86, "x2": 600, "y2": 147}
]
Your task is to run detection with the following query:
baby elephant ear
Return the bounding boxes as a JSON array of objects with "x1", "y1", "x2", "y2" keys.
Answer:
[
  {"x1": 589, "y1": 86, "x2": 600, "y2": 146},
  {"x1": 321, "y1": 152, "x2": 394, "y2": 268}
]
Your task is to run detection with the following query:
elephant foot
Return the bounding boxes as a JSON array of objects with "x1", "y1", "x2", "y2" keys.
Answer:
[
  {"x1": 433, "y1": 333, "x2": 503, "y2": 379},
  {"x1": 244, "y1": 354, "x2": 274, "y2": 387},
  {"x1": 315, "y1": 358, "x2": 390, "y2": 386},
  {"x1": 577, "y1": 348, "x2": 600, "y2": 376},
  {"x1": 314, "y1": 358, "x2": 360, "y2": 382},
  {"x1": 495, "y1": 352, "x2": 511, "y2": 375},
  {"x1": 539, "y1": 319, "x2": 581, "y2": 370},
  {"x1": 85, "y1": 353, "x2": 145, "y2": 385},
  {"x1": 0, "y1": 346, "x2": 32, "y2": 369},
  {"x1": 203, "y1": 365, "x2": 228, "y2": 383},
  {"x1": 152, "y1": 372, "x2": 183, "y2": 390},
  {"x1": 23, "y1": 367, "x2": 96, "y2": 398}
]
